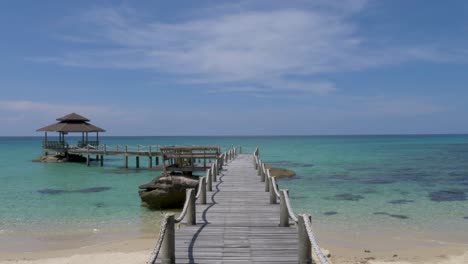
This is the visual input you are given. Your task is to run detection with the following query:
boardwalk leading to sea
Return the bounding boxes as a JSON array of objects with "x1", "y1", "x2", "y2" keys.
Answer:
[
  {"x1": 164, "y1": 154, "x2": 298, "y2": 263},
  {"x1": 149, "y1": 147, "x2": 328, "y2": 264}
]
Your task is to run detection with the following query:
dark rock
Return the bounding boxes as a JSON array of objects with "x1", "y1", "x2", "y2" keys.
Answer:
[
  {"x1": 323, "y1": 211, "x2": 338, "y2": 216},
  {"x1": 388, "y1": 199, "x2": 414, "y2": 205},
  {"x1": 264, "y1": 164, "x2": 296, "y2": 179},
  {"x1": 364, "y1": 250, "x2": 371, "y2": 253},
  {"x1": 76, "y1": 187, "x2": 111, "y2": 193},
  {"x1": 373, "y1": 212, "x2": 389, "y2": 215},
  {"x1": 267, "y1": 161, "x2": 313, "y2": 168},
  {"x1": 373, "y1": 212, "x2": 409, "y2": 219},
  {"x1": 33, "y1": 154, "x2": 87, "y2": 163},
  {"x1": 38, "y1": 189, "x2": 67, "y2": 195},
  {"x1": 429, "y1": 190, "x2": 466, "y2": 202},
  {"x1": 327, "y1": 193, "x2": 364, "y2": 201},
  {"x1": 463, "y1": 216, "x2": 468, "y2": 220},
  {"x1": 139, "y1": 175, "x2": 199, "y2": 209},
  {"x1": 38, "y1": 186, "x2": 111, "y2": 195},
  {"x1": 388, "y1": 214, "x2": 409, "y2": 219}
]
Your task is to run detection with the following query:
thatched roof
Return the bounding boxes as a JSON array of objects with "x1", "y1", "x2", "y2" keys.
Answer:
[
  {"x1": 56, "y1": 113, "x2": 89, "y2": 122},
  {"x1": 37, "y1": 113, "x2": 105, "y2": 133}
]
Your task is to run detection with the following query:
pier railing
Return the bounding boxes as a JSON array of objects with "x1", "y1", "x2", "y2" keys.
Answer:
[
  {"x1": 253, "y1": 147, "x2": 329, "y2": 264},
  {"x1": 147, "y1": 146, "x2": 238, "y2": 264}
]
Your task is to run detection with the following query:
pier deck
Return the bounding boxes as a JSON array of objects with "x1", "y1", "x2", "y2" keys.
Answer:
[{"x1": 158, "y1": 154, "x2": 298, "y2": 263}]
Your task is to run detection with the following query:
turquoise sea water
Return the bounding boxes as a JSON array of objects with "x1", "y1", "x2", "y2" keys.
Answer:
[{"x1": 0, "y1": 135, "x2": 467, "y2": 251}]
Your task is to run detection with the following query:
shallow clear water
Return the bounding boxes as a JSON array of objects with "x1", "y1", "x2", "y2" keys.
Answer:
[{"x1": 0, "y1": 135, "x2": 467, "y2": 250}]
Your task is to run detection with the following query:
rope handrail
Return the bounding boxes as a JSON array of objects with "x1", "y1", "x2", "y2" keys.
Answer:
[
  {"x1": 301, "y1": 214, "x2": 330, "y2": 264},
  {"x1": 147, "y1": 215, "x2": 169, "y2": 264},
  {"x1": 175, "y1": 189, "x2": 194, "y2": 223},
  {"x1": 282, "y1": 190, "x2": 299, "y2": 223},
  {"x1": 269, "y1": 173, "x2": 281, "y2": 199},
  {"x1": 195, "y1": 177, "x2": 205, "y2": 199}
]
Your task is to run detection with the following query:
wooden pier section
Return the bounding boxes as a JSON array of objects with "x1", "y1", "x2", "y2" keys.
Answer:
[{"x1": 148, "y1": 147, "x2": 330, "y2": 264}]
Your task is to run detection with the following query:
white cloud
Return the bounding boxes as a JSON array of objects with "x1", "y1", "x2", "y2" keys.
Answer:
[{"x1": 35, "y1": 2, "x2": 460, "y2": 97}]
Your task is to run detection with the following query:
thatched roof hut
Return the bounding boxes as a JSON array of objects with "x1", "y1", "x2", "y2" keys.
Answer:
[{"x1": 37, "y1": 113, "x2": 105, "y2": 151}]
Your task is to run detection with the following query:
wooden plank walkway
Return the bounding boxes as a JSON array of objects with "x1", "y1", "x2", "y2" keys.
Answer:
[{"x1": 159, "y1": 154, "x2": 298, "y2": 263}]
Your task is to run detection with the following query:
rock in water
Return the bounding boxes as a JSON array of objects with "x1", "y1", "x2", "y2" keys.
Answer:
[
  {"x1": 139, "y1": 175, "x2": 199, "y2": 209},
  {"x1": 264, "y1": 164, "x2": 296, "y2": 178}
]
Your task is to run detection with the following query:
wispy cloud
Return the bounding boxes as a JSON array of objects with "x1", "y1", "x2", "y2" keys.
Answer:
[{"x1": 34, "y1": 1, "x2": 462, "y2": 98}]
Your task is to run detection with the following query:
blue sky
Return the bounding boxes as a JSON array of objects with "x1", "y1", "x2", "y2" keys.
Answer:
[{"x1": 1, "y1": 0, "x2": 468, "y2": 136}]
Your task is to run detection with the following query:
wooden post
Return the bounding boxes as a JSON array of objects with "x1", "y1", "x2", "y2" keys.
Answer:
[
  {"x1": 257, "y1": 160, "x2": 262, "y2": 176},
  {"x1": 212, "y1": 164, "x2": 217, "y2": 182},
  {"x1": 207, "y1": 169, "x2": 212, "y2": 192},
  {"x1": 265, "y1": 174, "x2": 270, "y2": 192},
  {"x1": 86, "y1": 144, "x2": 90, "y2": 167},
  {"x1": 203, "y1": 150, "x2": 206, "y2": 168},
  {"x1": 186, "y1": 189, "x2": 196, "y2": 225},
  {"x1": 260, "y1": 163, "x2": 266, "y2": 182},
  {"x1": 298, "y1": 214, "x2": 312, "y2": 264},
  {"x1": 124, "y1": 145, "x2": 128, "y2": 169},
  {"x1": 156, "y1": 156, "x2": 159, "y2": 165},
  {"x1": 100, "y1": 155, "x2": 104, "y2": 167},
  {"x1": 270, "y1": 177, "x2": 277, "y2": 204},
  {"x1": 136, "y1": 156, "x2": 140, "y2": 168},
  {"x1": 160, "y1": 214, "x2": 176, "y2": 264},
  {"x1": 200, "y1": 177, "x2": 207, "y2": 205},
  {"x1": 148, "y1": 156, "x2": 153, "y2": 168},
  {"x1": 280, "y1": 190, "x2": 289, "y2": 227}
]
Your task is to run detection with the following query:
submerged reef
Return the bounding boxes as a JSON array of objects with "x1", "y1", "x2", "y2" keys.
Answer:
[
  {"x1": 38, "y1": 187, "x2": 111, "y2": 195},
  {"x1": 429, "y1": 190, "x2": 466, "y2": 202}
]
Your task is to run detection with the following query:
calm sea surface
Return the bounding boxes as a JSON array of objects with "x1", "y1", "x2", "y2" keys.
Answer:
[{"x1": 0, "y1": 135, "x2": 467, "y2": 251}]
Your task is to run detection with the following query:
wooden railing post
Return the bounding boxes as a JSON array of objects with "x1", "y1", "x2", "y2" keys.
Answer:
[
  {"x1": 187, "y1": 189, "x2": 196, "y2": 225},
  {"x1": 280, "y1": 190, "x2": 289, "y2": 227},
  {"x1": 161, "y1": 214, "x2": 176, "y2": 264},
  {"x1": 298, "y1": 214, "x2": 312, "y2": 264},
  {"x1": 265, "y1": 173, "x2": 270, "y2": 192},
  {"x1": 86, "y1": 144, "x2": 90, "y2": 166},
  {"x1": 261, "y1": 163, "x2": 266, "y2": 181},
  {"x1": 148, "y1": 146, "x2": 153, "y2": 169},
  {"x1": 212, "y1": 164, "x2": 217, "y2": 182},
  {"x1": 200, "y1": 177, "x2": 207, "y2": 205},
  {"x1": 124, "y1": 145, "x2": 128, "y2": 168},
  {"x1": 207, "y1": 169, "x2": 212, "y2": 192},
  {"x1": 257, "y1": 160, "x2": 262, "y2": 176},
  {"x1": 270, "y1": 177, "x2": 277, "y2": 204},
  {"x1": 219, "y1": 156, "x2": 223, "y2": 170}
]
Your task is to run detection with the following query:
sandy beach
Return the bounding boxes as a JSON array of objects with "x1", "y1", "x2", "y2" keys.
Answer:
[{"x1": 1, "y1": 235, "x2": 467, "y2": 264}]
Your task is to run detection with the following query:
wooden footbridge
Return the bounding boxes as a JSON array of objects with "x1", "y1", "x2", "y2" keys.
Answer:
[
  {"x1": 147, "y1": 147, "x2": 330, "y2": 264},
  {"x1": 45, "y1": 143, "x2": 222, "y2": 173}
]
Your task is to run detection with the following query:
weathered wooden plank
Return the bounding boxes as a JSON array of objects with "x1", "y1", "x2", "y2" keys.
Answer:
[{"x1": 155, "y1": 154, "x2": 299, "y2": 263}]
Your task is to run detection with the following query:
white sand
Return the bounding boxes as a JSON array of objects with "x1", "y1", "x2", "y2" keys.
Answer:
[
  {"x1": 1, "y1": 251, "x2": 467, "y2": 264},
  {"x1": 0, "y1": 252, "x2": 148, "y2": 264}
]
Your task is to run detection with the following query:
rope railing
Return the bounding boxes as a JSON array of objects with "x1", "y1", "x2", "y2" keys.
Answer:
[
  {"x1": 268, "y1": 170, "x2": 281, "y2": 199},
  {"x1": 175, "y1": 188, "x2": 194, "y2": 223},
  {"x1": 147, "y1": 215, "x2": 169, "y2": 264},
  {"x1": 283, "y1": 189, "x2": 299, "y2": 223},
  {"x1": 254, "y1": 147, "x2": 329, "y2": 264},
  {"x1": 302, "y1": 214, "x2": 330, "y2": 264}
]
